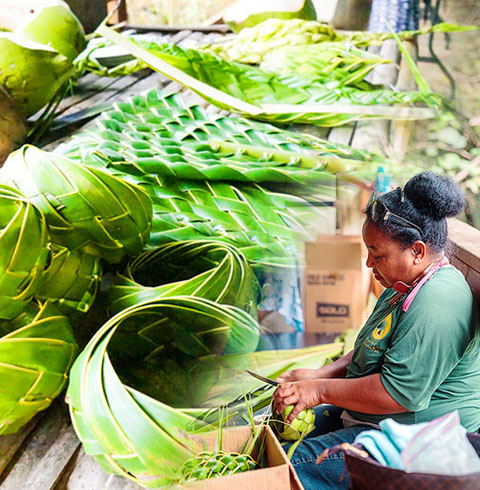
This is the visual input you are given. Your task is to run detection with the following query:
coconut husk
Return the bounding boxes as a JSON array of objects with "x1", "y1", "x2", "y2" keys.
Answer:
[{"x1": 0, "y1": 86, "x2": 26, "y2": 166}]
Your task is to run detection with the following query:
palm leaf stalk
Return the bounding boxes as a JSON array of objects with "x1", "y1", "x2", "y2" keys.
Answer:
[
  {"x1": 200, "y1": 18, "x2": 477, "y2": 64},
  {"x1": 0, "y1": 145, "x2": 153, "y2": 264},
  {"x1": 0, "y1": 184, "x2": 49, "y2": 320},
  {"x1": 108, "y1": 240, "x2": 260, "y2": 317},
  {"x1": 34, "y1": 244, "x2": 102, "y2": 317},
  {"x1": 96, "y1": 26, "x2": 437, "y2": 127},
  {"x1": 0, "y1": 300, "x2": 78, "y2": 434}
]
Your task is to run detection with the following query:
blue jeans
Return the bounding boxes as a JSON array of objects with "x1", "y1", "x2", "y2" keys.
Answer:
[{"x1": 287, "y1": 405, "x2": 371, "y2": 490}]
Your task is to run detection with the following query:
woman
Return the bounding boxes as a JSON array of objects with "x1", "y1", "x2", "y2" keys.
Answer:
[{"x1": 273, "y1": 171, "x2": 480, "y2": 490}]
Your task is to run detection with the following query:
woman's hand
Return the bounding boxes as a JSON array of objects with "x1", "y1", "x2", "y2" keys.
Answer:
[
  {"x1": 276, "y1": 368, "x2": 322, "y2": 383},
  {"x1": 273, "y1": 380, "x2": 323, "y2": 423}
]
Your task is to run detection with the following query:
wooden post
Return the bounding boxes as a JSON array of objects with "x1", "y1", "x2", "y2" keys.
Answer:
[{"x1": 106, "y1": 0, "x2": 128, "y2": 25}]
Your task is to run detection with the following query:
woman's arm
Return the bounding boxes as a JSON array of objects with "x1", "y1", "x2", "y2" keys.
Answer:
[
  {"x1": 274, "y1": 372, "x2": 407, "y2": 423},
  {"x1": 277, "y1": 350, "x2": 354, "y2": 382}
]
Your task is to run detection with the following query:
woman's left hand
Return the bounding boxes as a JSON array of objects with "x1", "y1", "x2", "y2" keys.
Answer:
[{"x1": 273, "y1": 380, "x2": 323, "y2": 423}]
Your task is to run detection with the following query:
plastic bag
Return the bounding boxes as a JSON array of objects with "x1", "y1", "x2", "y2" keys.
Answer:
[{"x1": 402, "y1": 411, "x2": 480, "y2": 475}]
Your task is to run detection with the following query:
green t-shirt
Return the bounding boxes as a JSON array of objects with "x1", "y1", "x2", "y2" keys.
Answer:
[{"x1": 346, "y1": 266, "x2": 480, "y2": 432}]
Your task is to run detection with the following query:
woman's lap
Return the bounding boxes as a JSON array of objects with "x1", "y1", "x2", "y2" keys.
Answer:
[{"x1": 287, "y1": 405, "x2": 371, "y2": 490}]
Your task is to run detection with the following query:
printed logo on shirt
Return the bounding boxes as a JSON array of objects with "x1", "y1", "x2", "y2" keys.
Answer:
[{"x1": 372, "y1": 313, "x2": 392, "y2": 340}]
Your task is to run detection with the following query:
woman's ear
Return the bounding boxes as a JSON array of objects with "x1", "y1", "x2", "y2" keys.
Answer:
[{"x1": 411, "y1": 241, "x2": 427, "y2": 264}]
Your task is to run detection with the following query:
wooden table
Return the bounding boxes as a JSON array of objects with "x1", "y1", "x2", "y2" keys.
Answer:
[{"x1": 0, "y1": 28, "x2": 413, "y2": 490}]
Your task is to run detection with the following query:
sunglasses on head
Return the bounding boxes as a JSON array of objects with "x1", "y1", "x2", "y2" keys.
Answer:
[{"x1": 367, "y1": 193, "x2": 422, "y2": 235}]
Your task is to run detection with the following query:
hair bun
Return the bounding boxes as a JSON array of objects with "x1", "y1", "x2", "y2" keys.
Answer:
[{"x1": 403, "y1": 171, "x2": 466, "y2": 219}]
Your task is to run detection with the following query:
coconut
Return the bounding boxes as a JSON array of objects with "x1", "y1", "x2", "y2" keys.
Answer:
[
  {"x1": 0, "y1": 33, "x2": 76, "y2": 117},
  {"x1": 224, "y1": 0, "x2": 317, "y2": 33},
  {"x1": 0, "y1": 86, "x2": 26, "y2": 165},
  {"x1": 0, "y1": 0, "x2": 86, "y2": 61}
]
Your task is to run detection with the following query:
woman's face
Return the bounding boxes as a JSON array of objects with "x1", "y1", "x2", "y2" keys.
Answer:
[{"x1": 362, "y1": 219, "x2": 422, "y2": 288}]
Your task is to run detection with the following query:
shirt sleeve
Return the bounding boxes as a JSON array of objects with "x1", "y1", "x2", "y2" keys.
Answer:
[{"x1": 380, "y1": 277, "x2": 474, "y2": 412}]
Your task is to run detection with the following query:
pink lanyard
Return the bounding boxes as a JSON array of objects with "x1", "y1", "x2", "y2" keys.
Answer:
[{"x1": 390, "y1": 259, "x2": 447, "y2": 313}]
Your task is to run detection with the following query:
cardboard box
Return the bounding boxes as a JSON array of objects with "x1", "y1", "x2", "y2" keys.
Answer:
[
  {"x1": 184, "y1": 425, "x2": 304, "y2": 490},
  {"x1": 304, "y1": 235, "x2": 371, "y2": 333}
]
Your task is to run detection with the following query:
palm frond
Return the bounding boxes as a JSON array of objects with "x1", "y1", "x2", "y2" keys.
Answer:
[
  {"x1": 0, "y1": 301, "x2": 78, "y2": 434},
  {"x1": 95, "y1": 26, "x2": 437, "y2": 127},
  {"x1": 0, "y1": 145, "x2": 153, "y2": 263},
  {"x1": 0, "y1": 185, "x2": 49, "y2": 320},
  {"x1": 108, "y1": 240, "x2": 260, "y2": 317},
  {"x1": 200, "y1": 18, "x2": 477, "y2": 64},
  {"x1": 59, "y1": 89, "x2": 360, "y2": 267}
]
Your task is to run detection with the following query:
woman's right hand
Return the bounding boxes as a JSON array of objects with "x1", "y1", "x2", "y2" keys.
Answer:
[{"x1": 276, "y1": 368, "x2": 323, "y2": 383}]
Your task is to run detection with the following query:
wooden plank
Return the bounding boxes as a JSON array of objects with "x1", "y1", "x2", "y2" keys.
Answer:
[
  {"x1": 0, "y1": 417, "x2": 41, "y2": 478},
  {"x1": 103, "y1": 475, "x2": 143, "y2": 490},
  {"x1": 448, "y1": 218, "x2": 480, "y2": 274},
  {"x1": 0, "y1": 400, "x2": 80, "y2": 490},
  {"x1": 57, "y1": 450, "x2": 110, "y2": 490}
]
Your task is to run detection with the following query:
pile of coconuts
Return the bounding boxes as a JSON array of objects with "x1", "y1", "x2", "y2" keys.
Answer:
[{"x1": 0, "y1": 0, "x2": 86, "y2": 164}]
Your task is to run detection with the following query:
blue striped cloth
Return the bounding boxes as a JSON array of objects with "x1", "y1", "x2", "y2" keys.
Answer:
[{"x1": 368, "y1": 0, "x2": 420, "y2": 32}]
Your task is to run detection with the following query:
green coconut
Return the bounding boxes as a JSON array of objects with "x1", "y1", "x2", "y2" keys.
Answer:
[
  {"x1": 0, "y1": 33, "x2": 75, "y2": 117},
  {"x1": 0, "y1": 86, "x2": 26, "y2": 165},
  {"x1": 19, "y1": 2, "x2": 86, "y2": 61},
  {"x1": 224, "y1": 0, "x2": 317, "y2": 33}
]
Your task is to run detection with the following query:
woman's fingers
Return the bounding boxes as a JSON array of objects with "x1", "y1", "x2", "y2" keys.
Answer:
[
  {"x1": 273, "y1": 383, "x2": 298, "y2": 413},
  {"x1": 286, "y1": 403, "x2": 306, "y2": 424}
]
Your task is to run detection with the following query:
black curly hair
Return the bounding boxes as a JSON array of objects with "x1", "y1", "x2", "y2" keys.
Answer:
[{"x1": 365, "y1": 171, "x2": 466, "y2": 253}]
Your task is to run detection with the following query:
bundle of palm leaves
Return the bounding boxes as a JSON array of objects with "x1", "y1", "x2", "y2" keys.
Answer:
[
  {"x1": 200, "y1": 18, "x2": 476, "y2": 64},
  {"x1": 85, "y1": 26, "x2": 438, "y2": 127},
  {"x1": 60, "y1": 88, "x2": 382, "y2": 267}
]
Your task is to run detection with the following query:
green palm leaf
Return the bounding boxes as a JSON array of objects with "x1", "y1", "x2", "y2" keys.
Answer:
[
  {"x1": 66, "y1": 293, "x2": 259, "y2": 487},
  {"x1": 35, "y1": 244, "x2": 102, "y2": 316},
  {"x1": 58, "y1": 89, "x2": 380, "y2": 267},
  {"x1": 259, "y1": 43, "x2": 390, "y2": 88},
  {"x1": 67, "y1": 307, "x2": 341, "y2": 487},
  {"x1": 96, "y1": 26, "x2": 437, "y2": 127},
  {"x1": 138, "y1": 175, "x2": 332, "y2": 268},
  {"x1": 0, "y1": 301, "x2": 78, "y2": 434},
  {"x1": 60, "y1": 89, "x2": 382, "y2": 182},
  {"x1": 0, "y1": 184, "x2": 49, "y2": 320},
  {"x1": 200, "y1": 18, "x2": 477, "y2": 64},
  {"x1": 0, "y1": 145, "x2": 153, "y2": 263},
  {"x1": 108, "y1": 240, "x2": 260, "y2": 317}
]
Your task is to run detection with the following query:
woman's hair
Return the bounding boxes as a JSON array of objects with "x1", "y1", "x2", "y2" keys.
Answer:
[{"x1": 365, "y1": 171, "x2": 466, "y2": 252}]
